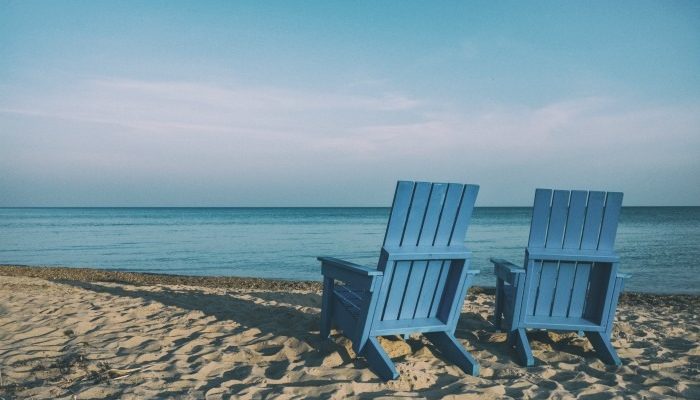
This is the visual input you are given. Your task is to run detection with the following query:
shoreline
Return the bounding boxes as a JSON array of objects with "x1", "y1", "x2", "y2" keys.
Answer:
[
  {"x1": 0, "y1": 264, "x2": 322, "y2": 292},
  {"x1": 1, "y1": 264, "x2": 699, "y2": 302}
]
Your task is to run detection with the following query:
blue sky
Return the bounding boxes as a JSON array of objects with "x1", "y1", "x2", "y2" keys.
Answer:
[{"x1": 1, "y1": 1, "x2": 699, "y2": 206}]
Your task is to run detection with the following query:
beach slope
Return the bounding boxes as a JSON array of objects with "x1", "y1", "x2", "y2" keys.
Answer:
[{"x1": 0, "y1": 266, "x2": 698, "y2": 399}]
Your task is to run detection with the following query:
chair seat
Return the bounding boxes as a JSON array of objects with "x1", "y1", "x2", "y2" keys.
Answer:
[{"x1": 333, "y1": 285, "x2": 368, "y2": 318}]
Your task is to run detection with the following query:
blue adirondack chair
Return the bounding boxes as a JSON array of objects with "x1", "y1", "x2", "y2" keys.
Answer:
[
  {"x1": 318, "y1": 181, "x2": 481, "y2": 381},
  {"x1": 491, "y1": 189, "x2": 629, "y2": 366}
]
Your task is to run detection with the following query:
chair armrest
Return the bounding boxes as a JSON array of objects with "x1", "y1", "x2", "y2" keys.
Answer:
[
  {"x1": 490, "y1": 258, "x2": 525, "y2": 285},
  {"x1": 382, "y1": 245, "x2": 471, "y2": 261},
  {"x1": 318, "y1": 257, "x2": 383, "y2": 290},
  {"x1": 318, "y1": 257, "x2": 382, "y2": 275},
  {"x1": 526, "y1": 247, "x2": 619, "y2": 263},
  {"x1": 616, "y1": 272, "x2": 631, "y2": 279}
]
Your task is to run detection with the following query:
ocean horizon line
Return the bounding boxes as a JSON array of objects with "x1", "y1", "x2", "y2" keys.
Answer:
[{"x1": 2, "y1": 205, "x2": 699, "y2": 209}]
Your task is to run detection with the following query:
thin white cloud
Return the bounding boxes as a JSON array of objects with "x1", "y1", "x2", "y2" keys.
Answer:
[
  {"x1": 1, "y1": 78, "x2": 421, "y2": 135},
  {"x1": 92, "y1": 78, "x2": 421, "y2": 112},
  {"x1": 1, "y1": 78, "x2": 698, "y2": 205}
]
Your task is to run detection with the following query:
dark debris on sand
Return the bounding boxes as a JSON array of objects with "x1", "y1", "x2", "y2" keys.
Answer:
[
  {"x1": 0, "y1": 264, "x2": 322, "y2": 292},
  {"x1": 1, "y1": 265, "x2": 698, "y2": 306}
]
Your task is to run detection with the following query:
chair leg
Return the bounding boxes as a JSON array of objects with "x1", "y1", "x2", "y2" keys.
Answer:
[
  {"x1": 585, "y1": 331, "x2": 622, "y2": 366},
  {"x1": 320, "y1": 277, "x2": 333, "y2": 339},
  {"x1": 362, "y1": 336, "x2": 399, "y2": 381},
  {"x1": 425, "y1": 332, "x2": 480, "y2": 376},
  {"x1": 514, "y1": 328, "x2": 534, "y2": 366},
  {"x1": 494, "y1": 278, "x2": 504, "y2": 331},
  {"x1": 506, "y1": 330, "x2": 517, "y2": 346}
]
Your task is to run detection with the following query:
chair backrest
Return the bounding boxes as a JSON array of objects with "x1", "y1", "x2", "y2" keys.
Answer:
[
  {"x1": 382, "y1": 181, "x2": 479, "y2": 250},
  {"x1": 528, "y1": 189, "x2": 623, "y2": 252},
  {"x1": 522, "y1": 189, "x2": 623, "y2": 325},
  {"x1": 373, "y1": 181, "x2": 479, "y2": 328}
]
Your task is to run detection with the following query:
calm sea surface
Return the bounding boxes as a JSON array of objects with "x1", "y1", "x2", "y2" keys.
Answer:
[{"x1": 0, "y1": 207, "x2": 698, "y2": 294}]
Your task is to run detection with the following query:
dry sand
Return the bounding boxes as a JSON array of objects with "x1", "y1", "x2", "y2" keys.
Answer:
[{"x1": 0, "y1": 266, "x2": 698, "y2": 399}]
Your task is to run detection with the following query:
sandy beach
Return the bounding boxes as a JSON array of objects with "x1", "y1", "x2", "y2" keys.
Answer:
[{"x1": 0, "y1": 265, "x2": 698, "y2": 399}]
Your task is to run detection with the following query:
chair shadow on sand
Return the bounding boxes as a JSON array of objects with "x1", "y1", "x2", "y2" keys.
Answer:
[{"x1": 56, "y1": 280, "x2": 605, "y2": 398}]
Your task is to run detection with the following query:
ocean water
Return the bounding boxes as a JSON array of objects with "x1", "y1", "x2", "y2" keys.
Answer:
[{"x1": 0, "y1": 207, "x2": 698, "y2": 294}]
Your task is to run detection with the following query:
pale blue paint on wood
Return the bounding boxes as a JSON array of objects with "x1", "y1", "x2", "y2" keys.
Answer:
[
  {"x1": 528, "y1": 189, "x2": 552, "y2": 248},
  {"x1": 413, "y1": 260, "x2": 442, "y2": 319},
  {"x1": 418, "y1": 183, "x2": 448, "y2": 246},
  {"x1": 382, "y1": 261, "x2": 411, "y2": 321},
  {"x1": 319, "y1": 180, "x2": 480, "y2": 380},
  {"x1": 568, "y1": 263, "x2": 591, "y2": 318},
  {"x1": 599, "y1": 192, "x2": 623, "y2": 251},
  {"x1": 450, "y1": 185, "x2": 479, "y2": 244},
  {"x1": 581, "y1": 191, "x2": 606, "y2": 250},
  {"x1": 400, "y1": 182, "x2": 432, "y2": 246},
  {"x1": 563, "y1": 190, "x2": 588, "y2": 249},
  {"x1": 428, "y1": 261, "x2": 449, "y2": 318},
  {"x1": 524, "y1": 260, "x2": 541, "y2": 317},
  {"x1": 551, "y1": 262, "x2": 576, "y2": 317},
  {"x1": 534, "y1": 261, "x2": 558, "y2": 316},
  {"x1": 383, "y1": 181, "x2": 415, "y2": 249},
  {"x1": 399, "y1": 260, "x2": 428, "y2": 319},
  {"x1": 434, "y1": 183, "x2": 466, "y2": 245}
]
